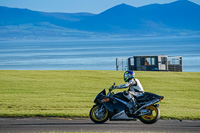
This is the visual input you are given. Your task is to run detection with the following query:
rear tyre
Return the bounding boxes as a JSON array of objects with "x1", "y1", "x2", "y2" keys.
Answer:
[
  {"x1": 89, "y1": 105, "x2": 109, "y2": 124},
  {"x1": 139, "y1": 105, "x2": 160, "y2": 124}
]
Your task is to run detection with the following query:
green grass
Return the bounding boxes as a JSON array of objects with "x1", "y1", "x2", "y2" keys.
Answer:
[{"x1": 0, "y1": 70, "x2": 200, "y2": 120}]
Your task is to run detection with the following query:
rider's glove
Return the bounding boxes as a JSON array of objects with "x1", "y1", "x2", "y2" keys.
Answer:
[
  {"x1": 109, "y1": 85, "x2": 118, "y2": 91},
  {"x1": 109, "y1": 87, "x2": 114, "y2": 92}
]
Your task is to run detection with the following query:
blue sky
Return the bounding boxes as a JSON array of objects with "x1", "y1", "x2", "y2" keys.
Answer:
[{"x1": 0, "y1": 0, "x2": 200, "y2": 14}]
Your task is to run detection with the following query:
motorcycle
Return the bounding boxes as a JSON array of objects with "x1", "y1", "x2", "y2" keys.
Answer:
[{"x1": 89, "y1": 83, "x2": 164, "y2": 124}]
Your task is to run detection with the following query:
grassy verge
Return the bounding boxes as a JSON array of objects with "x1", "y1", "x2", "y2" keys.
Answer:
[{"x1": 0, "y1": 70, "x2": 199, "y2": 120}]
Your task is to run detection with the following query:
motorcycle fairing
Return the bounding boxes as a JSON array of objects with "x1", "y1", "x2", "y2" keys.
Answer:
[
  {"x1": 103, "y1": 96, "x2": 137, "y2": 120},
  {"x1": 103, "y1": 100, "x2": 126, "y2": 116},
  {"x1": 110, "y1": 110, "x2": 136, "y2": 121},
  {"x1": 103, "y1": 101, "x2": 136, "y2": 121},
  {"x1": 94, "y1": 89, "x2": 106, "y2": 103}
]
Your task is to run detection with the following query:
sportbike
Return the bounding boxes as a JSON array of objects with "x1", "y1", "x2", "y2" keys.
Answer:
[{"x1": 89, "y1": 83, "x2": 164, "y2": 124}]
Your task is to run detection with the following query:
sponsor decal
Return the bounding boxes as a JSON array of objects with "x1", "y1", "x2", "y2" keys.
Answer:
[{"x1": 101, "y1": 98, "x2": 109, "y2": 103}]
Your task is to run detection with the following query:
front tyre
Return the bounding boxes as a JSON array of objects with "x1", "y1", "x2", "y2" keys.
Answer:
[
  {"x1": 89, "y1": 105, "x2": 109, "y2": 124},
  {"x1": 139, "y1": 105, "x2": 160, "y2": 124}
]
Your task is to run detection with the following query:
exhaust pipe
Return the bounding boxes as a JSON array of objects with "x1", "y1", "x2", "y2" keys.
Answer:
[{"x1": 134, "y1": 99, "x2": 160, "y2": 115}]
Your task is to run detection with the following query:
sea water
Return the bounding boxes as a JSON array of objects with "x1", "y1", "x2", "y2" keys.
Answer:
[{"x1": 0, "y1": 37, "x2": 200, "y2": 72}]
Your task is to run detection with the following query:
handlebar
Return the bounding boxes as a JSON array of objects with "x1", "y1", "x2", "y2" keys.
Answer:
[{"x1": 109, "y1": 82, "x2": 116, "y2": 92}]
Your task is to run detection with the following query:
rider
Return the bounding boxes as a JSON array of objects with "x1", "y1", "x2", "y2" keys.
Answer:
[{"x1": 111, "y1": 70, "x2": 144, "y2": 114}]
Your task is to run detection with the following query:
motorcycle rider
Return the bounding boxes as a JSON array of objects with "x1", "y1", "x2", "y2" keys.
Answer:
[{"x1": 111, "y1": 70, "x2": 144, "y2": 114}]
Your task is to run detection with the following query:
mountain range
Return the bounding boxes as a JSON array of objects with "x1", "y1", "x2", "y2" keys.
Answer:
[{"x1": 1, "y1": 0, "x2": 200, "y2": 39}]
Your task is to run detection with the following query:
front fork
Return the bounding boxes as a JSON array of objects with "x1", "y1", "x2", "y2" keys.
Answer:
[
  {"x1": 94, "y1": 104, "x2": 106, "y2": 119},
  {"x1": 98, "y1": 105, "x2": 104, "y2": 113}
]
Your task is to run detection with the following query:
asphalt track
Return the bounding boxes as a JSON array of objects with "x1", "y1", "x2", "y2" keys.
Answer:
[{"x1": 0, "y1": 118, "x2": 199, "y2": 133}]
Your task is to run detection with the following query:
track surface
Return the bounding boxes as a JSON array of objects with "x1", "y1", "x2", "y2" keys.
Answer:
[{"x1": 0, "y1": 118, "x2": 199, "y2": 133}]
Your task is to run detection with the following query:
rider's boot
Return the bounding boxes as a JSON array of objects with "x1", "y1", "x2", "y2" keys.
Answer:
[
  {"x1": 123, "y1": 91, "x2": 137, "y2": 114},
  {"x1": 128, "y1": 98, "x2": 137, "y2": 114}
]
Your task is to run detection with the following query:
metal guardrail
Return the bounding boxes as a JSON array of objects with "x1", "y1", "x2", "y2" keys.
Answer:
[{"x1": 116, "y1": 58, "x2": 128, "y2": 71}]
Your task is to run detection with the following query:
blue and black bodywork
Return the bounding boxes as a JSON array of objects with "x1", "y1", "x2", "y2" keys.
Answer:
[{"x1": 93, "y1": 89, "x2": 164, "y2": 118}]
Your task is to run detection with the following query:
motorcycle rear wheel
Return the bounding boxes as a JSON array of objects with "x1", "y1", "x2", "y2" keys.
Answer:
[
  {"x1": 89, "y1": 105, "x2": 109, "y2": 124},
  {"x1": 139, "y1": 105, "x2": 160, "y2": 124}
]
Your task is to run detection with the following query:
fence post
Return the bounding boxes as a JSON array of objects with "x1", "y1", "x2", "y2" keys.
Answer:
[{"x1": 116, "y1": 58, "x2": 119, "y2": 71}]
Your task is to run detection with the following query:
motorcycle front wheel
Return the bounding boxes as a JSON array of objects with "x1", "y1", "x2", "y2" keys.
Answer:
[
  {"x1": 89, "y1": 105, "x2": 109, "y2": 124},
  {"x1": 139, "y1": 105, "x2": 160, "y2": 124}
]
